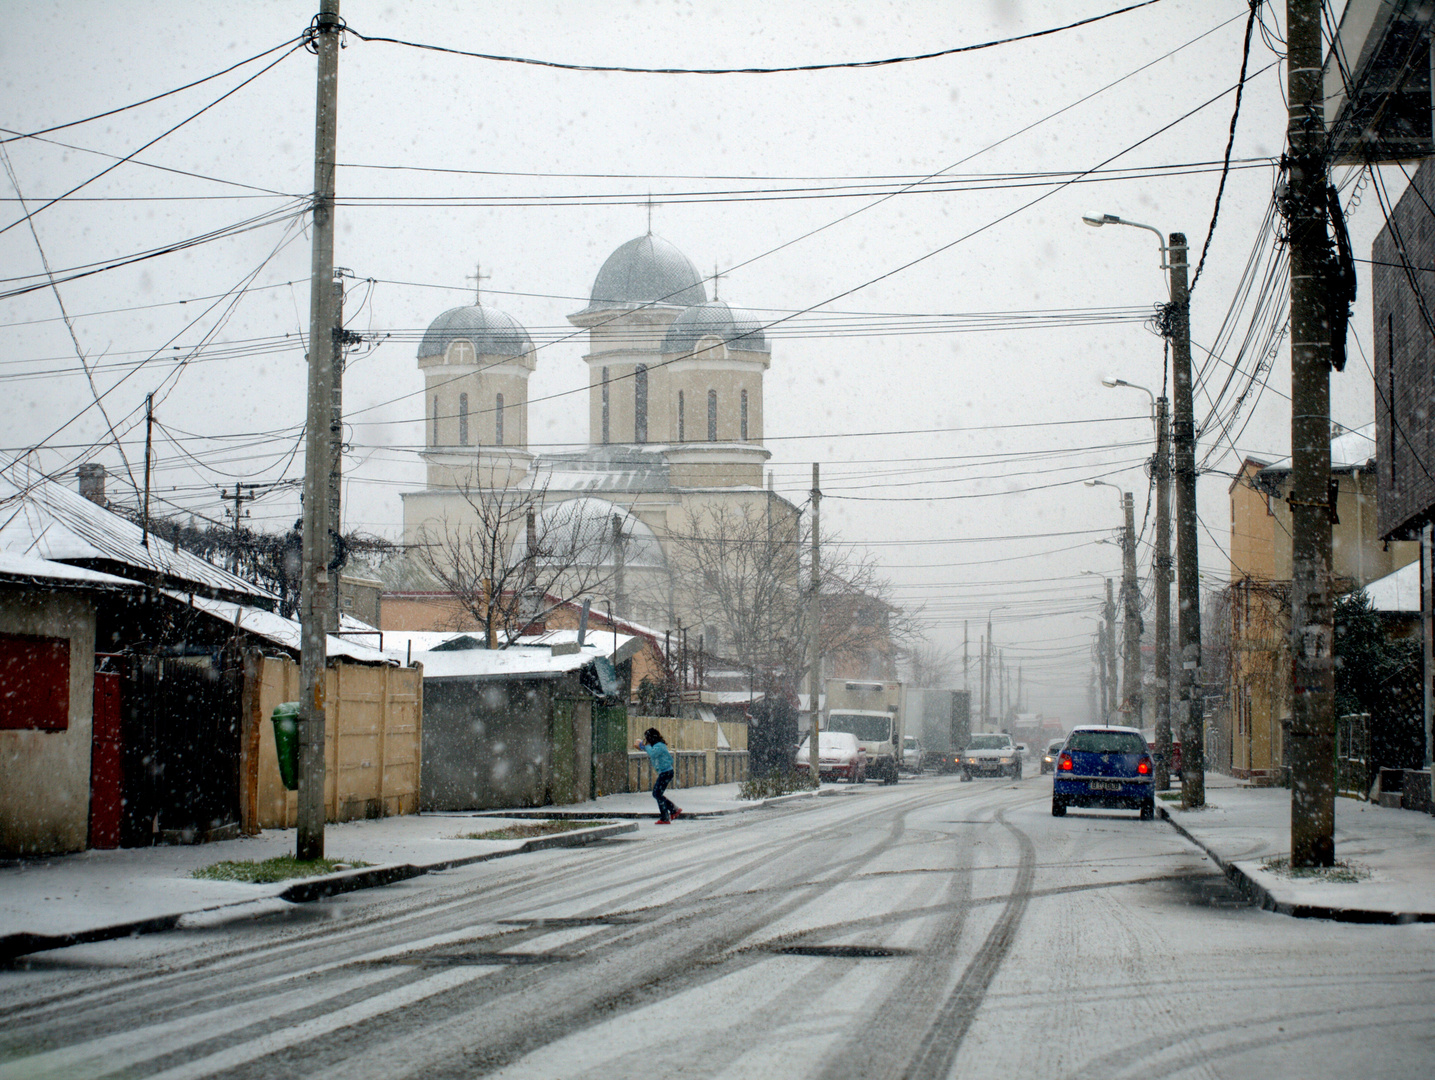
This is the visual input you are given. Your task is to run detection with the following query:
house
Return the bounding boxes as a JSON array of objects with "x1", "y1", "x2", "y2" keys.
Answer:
[
  {"x1": 0, "y1": 459, "x2": 421, "y2": 850},
  {"x1": 1222, "y1": 429, "x2": 1419, "y2": 780},
  {"x1": 393, "y1": 631, "x2": 643, "y2": 811}
]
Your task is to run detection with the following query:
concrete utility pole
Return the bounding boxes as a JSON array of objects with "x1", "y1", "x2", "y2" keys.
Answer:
[
  {"x1": 297, "y1": 0, "x2": 341, "y2": 862},
  {"x1": 980, "y1": 634, "x2": 988, "y2": 724},
  {"x1": 1154, "y1": 396, "x2": 1173, "y2": 788},
  {"x1": 1096, "y1": 629, "x2": 1108, "y2": 720},
  {"x1": 1286, "y1": 0, "x2": 1335, "y2": 866},
  {"x1": 963, "y1": 620, "x2": 969, "y2": 692},
  {"x1": 1121, "y1": 491, "x2": 1141, "y2": 724},
  {"x1": 807, "y1": 464, "x2": 821, "y2": 778}
]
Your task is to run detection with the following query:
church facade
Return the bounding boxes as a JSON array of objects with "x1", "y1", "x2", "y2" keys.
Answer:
[{"x1": 400, "y1": 233, "x2": 800, "y2": 651}]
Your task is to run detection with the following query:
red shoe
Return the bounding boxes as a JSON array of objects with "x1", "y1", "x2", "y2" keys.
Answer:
[
  {"x1": 655, "y1": 816, "x2": 672, "y2": 824},
  {"x1": 670, "y1": 807, "x2": 684, "y2": 819}
]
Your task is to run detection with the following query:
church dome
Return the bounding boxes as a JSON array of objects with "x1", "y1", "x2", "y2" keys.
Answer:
[
  {"x1": 662, "y1": 300, "x2": 770, "y2": 355},
  {"x1": 417, "y1": 304, "x2": 533, "y2": 360},
  {"x1": 510, "y1": 497, "x2": 666, "y2": 570},
  {"x1": 587, "y1": 234, "x2": 708, "y2": 310}
]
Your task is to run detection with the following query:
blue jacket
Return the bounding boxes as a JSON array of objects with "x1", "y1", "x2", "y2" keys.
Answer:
[{"x1": 642, "y1": 741, "x2": 674, "y2": 773}]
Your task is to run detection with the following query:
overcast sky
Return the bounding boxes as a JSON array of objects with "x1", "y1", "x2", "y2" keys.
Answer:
[{"x1": 0, "y1": 1, "x2": 1394, "y2": 721}]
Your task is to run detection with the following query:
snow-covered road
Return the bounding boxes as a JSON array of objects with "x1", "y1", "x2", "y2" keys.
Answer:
[{"x1": 3, "y1": 774, "x2": 1432, "y2": 1079}]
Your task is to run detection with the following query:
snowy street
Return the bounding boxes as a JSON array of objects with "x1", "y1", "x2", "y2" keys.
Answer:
[{"x1": 3, "y1": 774, "x2": 1433, "y2": 1080}]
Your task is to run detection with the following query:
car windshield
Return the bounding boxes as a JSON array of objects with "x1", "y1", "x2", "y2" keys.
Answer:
[
  {"x1": 966, "y1": 735, "x2": 1010, "y2": 750},
  {"x1": 827, "y1": 713, "x2": 891, "y2": 742},
  {"x1": 1065, "y1": 730, "x2": 1147, "y2": 754},
  {"x1": 904, "y1": 737, "x2": 917, "y2": 749}
]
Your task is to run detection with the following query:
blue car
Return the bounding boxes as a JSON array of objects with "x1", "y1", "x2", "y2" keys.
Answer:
[{"x1": 1052, "y1": 725, "x2": 1155, "y2": 820}]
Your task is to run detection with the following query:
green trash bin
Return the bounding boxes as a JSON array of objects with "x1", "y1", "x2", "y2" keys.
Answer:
[{"x1": 271, "y1": 701, "x2": 301, "y2": 791}]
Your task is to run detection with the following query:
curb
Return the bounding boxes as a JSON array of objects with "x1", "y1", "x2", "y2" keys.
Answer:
[
  {"x1": 0, "y1": 821, "x2": 637, "y2": 962},
  {"x1": 475, "y1": 786, "x2": 855, "y2": 821},
  {"x1": 1157, "y1": 804, "x2": 1435, "y2": 925}
]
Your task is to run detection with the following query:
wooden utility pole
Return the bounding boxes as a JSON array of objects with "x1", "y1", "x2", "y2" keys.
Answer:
[
  {"x1": 1121, "y1": 491, "x2": 1142, "y2": 724},
  {"x1": 1287, "y1": 0, "x2": 1335, "y2": 866},
  {"x1": 297, "y1": 0, "x2": 341, "y2": 862},
  {"x1": 142, "y1": 393, "x2": 153, "y2": 550},
  {"x1": 1168, "y1": 231, "x2": 1205, "y2": 808},
  {"x1": 327, "y1": 274, "x2": 345, "y2": 632},
  {"x1": 1154, "y1": 395, "x2": 1173, "y2": 788},
  {"x1": 807, "y1": 464, "x2": 821, "y2": 778}
]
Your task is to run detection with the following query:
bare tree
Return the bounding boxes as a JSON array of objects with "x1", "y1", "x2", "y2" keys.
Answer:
[
  {"x1": 656, "y1": 500, "x2": 914, "y2": 695},
  {"x1": 903, "y1": 642, "x2": 961, "y2": 688},
  {"x1": 412, "y1": 478, "x2": 618, "y2": 647}
]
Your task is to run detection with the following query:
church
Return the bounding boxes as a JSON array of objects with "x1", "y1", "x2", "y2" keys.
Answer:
[{"x1": 398, "y1": 232, "x2": 801, "y2": 652}]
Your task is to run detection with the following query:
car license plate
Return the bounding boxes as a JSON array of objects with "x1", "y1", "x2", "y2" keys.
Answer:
[{"x1": 1091, "y1": 781, "x2": 1121, "y2": 791}]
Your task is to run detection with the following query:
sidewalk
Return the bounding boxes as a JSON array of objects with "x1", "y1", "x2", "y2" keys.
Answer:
[
  {"x1": 1160, "y1": 773, "x2": 1435, "y2": 923},
  {"x1": 0, "y1": 782, "x2": 829, "y2": 961}
]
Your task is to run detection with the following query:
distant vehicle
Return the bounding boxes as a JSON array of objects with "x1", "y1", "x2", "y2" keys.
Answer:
[
  {"x1": 960, "y1": 732, "x2": 1022, "y2": 780},
  {"x1": 902, "y1": 736, "x2": 925, "y2": 772},
  {"x1": 1015, "y1": 742, "x2": 1029, "y2": 758},
  {"x1": 825, "y1": 680, "x2": 906, "y2": 784},
  {"x1": 1052, "y1": 725, "x2": 1155, "y2": 820},
  {"x1": 1040, "y1": 737, "x2": 1065, "y2": 774},
  {"x1": 1140, "y1": 731, "x2": 1184, "y2": 779},
  {"x1": 795, "y1": 731, "x2": 867, "y2": 783}
]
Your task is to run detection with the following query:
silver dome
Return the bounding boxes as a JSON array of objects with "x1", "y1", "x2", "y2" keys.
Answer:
[
  {"x1": 417, "y1": 304, "x2": 533, "y2": 360},
  {"x1": 661, "y1": 300, "x2": 770, "y2": 355},
  {"x1": 587, "y1": 234, "x2": 708, "y2": 309}
]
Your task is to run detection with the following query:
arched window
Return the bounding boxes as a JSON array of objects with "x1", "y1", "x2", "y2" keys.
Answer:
[
  {"x1": 634, "y1": 364, "x2": 648, "y2": 443},
  {"x1": 601, "y1": 366, "x2": 610, "y2": 445},
  {"x1": 459, "y1": 393, "x2": 469, "y2": 446},
  {"x1": 432, "y1": 395, "x2": 439, "y2": 446},
  {"x1": 740, "y1": 389, "x2": 748, "y2": 441},
  {"x1": 495, "y1": 393, "x2": 505, "y2": 446},
  {"x1": 677, "y1": 390, "x2": 685, "y2": 442},
  {"x1": 707, "y1": 389, "x2": 718, "y2": 442}
]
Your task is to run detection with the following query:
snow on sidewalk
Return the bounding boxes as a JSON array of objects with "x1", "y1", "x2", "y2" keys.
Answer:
[{"x1": 1162, "y1": 774, "x2": 1435, "y2": 921}]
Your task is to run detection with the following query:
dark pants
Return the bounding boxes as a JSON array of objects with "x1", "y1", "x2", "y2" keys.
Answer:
[{"x1": 652, "y1": 769, "x2": 676, "y2": 818}]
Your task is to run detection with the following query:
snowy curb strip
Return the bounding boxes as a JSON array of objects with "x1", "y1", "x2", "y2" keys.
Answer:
[
  {"x1": 0, "y1": 822, "x2": 637, "y2": 961},
  {"x1": 1157, "y1": 805, "x2": 1435, "y2": 925},
  {"x1": 474, "y1": 787, "x2": 852, "y2": 821}
]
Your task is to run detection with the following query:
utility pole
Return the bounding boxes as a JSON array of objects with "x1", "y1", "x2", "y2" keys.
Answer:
[
  {"x1": 1168, "y1": 231, "x2": 1205, "y2": 808},
  {"x1": 327, "y1": 274, "x2": 345, "y2": 632},
  {"x1": 1105, "y1": 579, "x2": 1118, "y2": 722},
  {"x1": 963, "y1": 620, "x2": 968, "y2": 692},
  {"x1": 142, "y1": 392, "x2": 153, "y2": 550},
  {"x1": 1154, "y1": 395, "x2": 1173, "y2": 789},
  {"x1": 297, "y1": 0, "x2": 341, "y2": 862},
  {"x1": 1121, "y1": 491, "x2": 1141, "y2": 724},
  {"x1": 220, "y1": 483, "x2": 260, "y2": 574},
  {"x1": 1286, "y1": 0, "x2": 1334, "y2": 865},
  {"x1": 807, "y1": 464, "x2": 821, "y2": 779},
  {"x1": 980, "y1": 634, "x2": 987, "y2": 725},
  {"x1": 1096, "y1": 630, "x2": 1108, "y2": 721}
]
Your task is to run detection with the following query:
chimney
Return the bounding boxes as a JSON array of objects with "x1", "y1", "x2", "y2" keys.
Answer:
[{"x1": 77, "y1": 463, "x2": 106, "y2": 506}]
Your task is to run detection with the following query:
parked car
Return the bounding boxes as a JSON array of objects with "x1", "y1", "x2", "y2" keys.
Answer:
[
  {"x1": 1040, "y1": 737, "x2": 1065, "y2": 774},
  {"x1": 902, "y1": 736, "x2": 926, "y2": 772},
  {"x1": 1052, "y1": 725, "x2": 1155, "y2": 819},
  {"x1": 960, "y1": 732, "x2": 1022, "y2": 780},
  {"x1": 794, "y1": 731, "x2": 867, "y2": 783}
]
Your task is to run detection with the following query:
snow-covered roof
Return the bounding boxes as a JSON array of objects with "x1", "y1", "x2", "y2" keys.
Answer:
[
  {"x1": 1364, "y1": 559, "x2": 1421, "y2": 614},
  {"x1": 0, "y1": 458, "x2": 275, "y2": 604},
  {"x1": 162, "y1": 591, "x2": 397, "y2": 664},
  {"x1": 1259, "y1": 424, "x2": 1378, "y2": 474},
  {"x1": 0, "y1": 552, "x2": 139, "y2": 590},
  {"x1": 413, "y1": 640, "x2": 624, "y2": 681}
]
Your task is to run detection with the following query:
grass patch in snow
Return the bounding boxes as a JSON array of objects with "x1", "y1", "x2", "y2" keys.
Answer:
[
  {"x1": 739, "y1": 769, "x2": 819, "y2": 801},
  {"x1": 192, "y1": 856, "x2": 368, "y2": 883},
  {"x1": 1259, "y1": 855, "x2": 1372, "y2": 883},
  {"x1": 456, "y1": 820, "x2": 611, "y2": 841},
  {"x1": 1157, "y1": 791, "x2": 1182, "y2": 802}
]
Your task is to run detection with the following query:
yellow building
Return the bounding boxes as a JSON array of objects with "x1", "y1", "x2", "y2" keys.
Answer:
[
  {"x1": 400, "y1": 232, "x2": 799, "y2": 656},
  {"x1": 1224, "y1": 427, "x2": 1417, "y2": 779}
]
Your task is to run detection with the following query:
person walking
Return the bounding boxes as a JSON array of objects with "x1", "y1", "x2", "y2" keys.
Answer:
[{"x1": 636, "y1": 727, "x2": 682, "y2": 824}]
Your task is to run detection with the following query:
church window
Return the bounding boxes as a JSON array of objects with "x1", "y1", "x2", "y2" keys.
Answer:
[
  {"x1": 707, "y1": 389, "x2": 718, "y2": 442},
  {"x1": 634, "y1": 365, "x2": 648, "y2": 443},
  {"x1": 496, "y1": 393, "x2": 505, "y2": 446},
  {"x1": 740, "y1": 389, "x2": 749, "y2": 441},
  {"x1": 432, "y1": 396, "x2": 439, "y2": 446},
  {"x1": 459, "y1": 393, "x2": 469, "y2": 446},
  {"x1": 601, "y1": 367, "x2": 610, "y2": 445},
  {"x1": 678, "y1": 390, "x2": 685, "y2": 442}
]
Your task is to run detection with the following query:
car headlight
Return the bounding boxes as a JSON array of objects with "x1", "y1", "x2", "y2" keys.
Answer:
[{"x1": 1000, "y1": 757, "x2": 1012, "y2": 763}]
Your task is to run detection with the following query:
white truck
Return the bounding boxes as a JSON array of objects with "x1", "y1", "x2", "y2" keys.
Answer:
[{"x1": 824, "y1": 679, "x2": 905, "y2": 785}]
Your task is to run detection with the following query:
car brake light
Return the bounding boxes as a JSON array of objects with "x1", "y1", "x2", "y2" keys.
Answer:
[
  {"x1": 1058, "y1": 752, "x2": 1073, "y2": 771},
  {"x1": 1137, "y1": 756, "x2": 1151, "y2": 776}
]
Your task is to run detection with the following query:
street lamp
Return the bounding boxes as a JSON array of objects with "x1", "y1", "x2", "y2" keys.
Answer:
[
  {"x1": 1083, "y1": 209, "x2": 1203, "y2": 807},
  {"x1": 984, "y1": 604, "x2": 1008, "y2": 727},
  {"x1": 1104, "y1": 376, "x2": 1174, "y2": 789}
]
